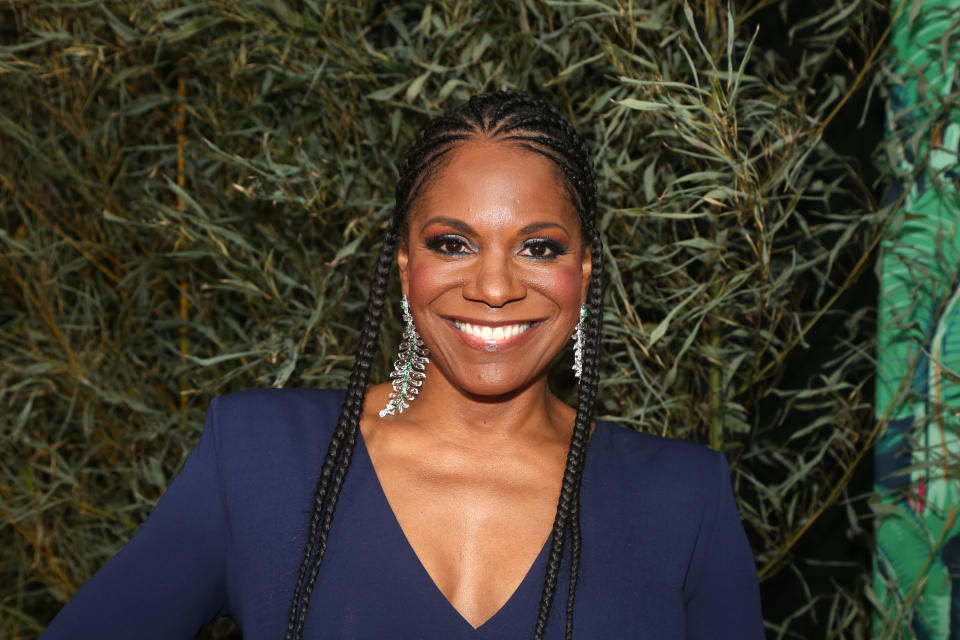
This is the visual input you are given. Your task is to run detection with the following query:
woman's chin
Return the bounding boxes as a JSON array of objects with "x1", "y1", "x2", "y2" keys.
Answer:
[{"x1": 444, "y1": 371, "x2": 543, "y2": 402}]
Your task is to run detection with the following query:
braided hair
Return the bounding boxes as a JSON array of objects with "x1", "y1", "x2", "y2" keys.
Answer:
[{"x1": 285, "y1": 90, "x2": 604, "y2": 640}]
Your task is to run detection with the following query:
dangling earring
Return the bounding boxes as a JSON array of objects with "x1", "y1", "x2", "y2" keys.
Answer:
[
  {"x1": 573, "y1": 304, "x2": 587, "y2": 380},
  {"x1": 379, "y1": 295, "x2": 430, "y2": 418}
]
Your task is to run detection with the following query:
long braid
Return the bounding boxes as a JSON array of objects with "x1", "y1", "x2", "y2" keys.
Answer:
[
  {"x1": 563, "y1": 230, "x2": 605, "y2": 638},
  {"x1": 286, "y1": 90, "x2": 603, "y2": 639},
  {"x1": 287, "y1": 119, "x2": 478, "y2": 638},
  {"x1": 532, "y1": 238, "x2": 597, "y2": 640},
  {"x1": 287, "y1": 220, "x2": 399, "y2": 639},
  {"x1": 522, "y1": 99, "x2": 601, "y2": 638},
  {"x1": 293, "y1": 229, "x2": 398, "y2": 632}
]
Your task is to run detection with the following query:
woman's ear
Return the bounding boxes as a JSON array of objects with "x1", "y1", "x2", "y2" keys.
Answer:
[
  {"x1": 580, "y1": 243, "x2": 592, "y2": 298},
  {"x1": 397, "y1": 240, "x2": 410, "y2": 296}
]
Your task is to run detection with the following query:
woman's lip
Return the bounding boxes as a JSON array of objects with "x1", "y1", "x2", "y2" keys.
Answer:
[
  {"x1": 442, "y1": 317, "x2": 544, "y2": 351},
  {"x1": 442, "y1": 316, "x2": 545, "y2": 327}
]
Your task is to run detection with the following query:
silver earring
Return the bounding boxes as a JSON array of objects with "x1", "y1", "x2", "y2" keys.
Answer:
[
  {"x1": 379, "y1": 295, "x2": 430, "y2": 418},
  {"x1": 573, "y1": 304, "x2": 587, "y2": 380}
]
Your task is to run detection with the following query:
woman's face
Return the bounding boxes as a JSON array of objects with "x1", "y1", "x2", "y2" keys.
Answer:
[{"x1": 397, "y1": 140, "x2": 591, "y2": 398}]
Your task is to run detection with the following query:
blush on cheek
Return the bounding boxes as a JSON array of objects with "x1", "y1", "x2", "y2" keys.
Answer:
[
  {"x1": 406, "y1": 261, "x2": 454, "y2": 306},
  {"x1": 542, "y1": 262, "x2": 585, "y2": 307}
]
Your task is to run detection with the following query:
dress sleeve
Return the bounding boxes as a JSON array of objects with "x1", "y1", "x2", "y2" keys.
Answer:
[
  {"x1": 682, "y1": 451, "x2": 765, "y2": 640},
  {"x1": 40, "y1": 398, "x2": 231, "y2": 639}
]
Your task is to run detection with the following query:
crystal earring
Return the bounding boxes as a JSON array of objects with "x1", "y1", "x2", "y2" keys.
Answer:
[
  {"x1": 379, "y1": 295, "x2": 430, "y2": 418},
  {"x1": 573, "y1": 304, "x2": 587, "y2": 380}
]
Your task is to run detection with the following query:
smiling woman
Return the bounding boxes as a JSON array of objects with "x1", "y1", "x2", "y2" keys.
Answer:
[
  {"x1": 39, "y1": 92, "x2": 764, "y2": 640},
  {"x1": 397, "y1": 141, "x2": 589, "y2": 393}
]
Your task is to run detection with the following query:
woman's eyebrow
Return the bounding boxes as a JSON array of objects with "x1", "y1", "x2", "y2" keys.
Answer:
[
  {"x1": 421, "y1": 217, "x2": 568, "y2": 236},
  {"x1": 421, "y1": 216, "x2": 474, "y2": 234},
  {"x1": 519, "y1": 222, "x2": 568, "y2": 235}
]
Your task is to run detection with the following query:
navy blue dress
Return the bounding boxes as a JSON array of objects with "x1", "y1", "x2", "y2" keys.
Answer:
[{"x1": 41, "y1": 388, "x2": 764, "y2": 639}]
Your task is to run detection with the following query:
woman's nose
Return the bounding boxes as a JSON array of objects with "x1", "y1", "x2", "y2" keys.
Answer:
[{"x1": 462, "y1": 251, "x2": 526, "y2": 308}]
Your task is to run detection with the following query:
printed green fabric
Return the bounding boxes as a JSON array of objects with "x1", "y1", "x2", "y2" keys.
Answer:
[{"x1": 874, "y1": 1, "x2": 960, "y2": 637}]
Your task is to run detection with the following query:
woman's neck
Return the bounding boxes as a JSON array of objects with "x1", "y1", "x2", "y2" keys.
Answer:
[{"x1": 363, "y1": 369, "x2": 575, "y2": 448}]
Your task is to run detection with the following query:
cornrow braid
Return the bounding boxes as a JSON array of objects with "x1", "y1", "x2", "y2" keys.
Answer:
[
  {"x1": 285, "y1": 217, "x2": 400, "y2": 639},
  {"x1": 533, "y1": 229, "x2": 604, "y2": 640},
  {"x1": 286, "y1": 90, "x2": 603, "y2": 640}
]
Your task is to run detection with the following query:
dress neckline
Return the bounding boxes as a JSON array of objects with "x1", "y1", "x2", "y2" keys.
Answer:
[{"x1": 354, "y1": 421, "x2": 607, "y2": 632}]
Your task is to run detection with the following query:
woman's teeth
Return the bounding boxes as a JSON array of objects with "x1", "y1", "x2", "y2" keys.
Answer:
[{"x1": 453, "y1": 320, "x2": 532, "y2": 341}]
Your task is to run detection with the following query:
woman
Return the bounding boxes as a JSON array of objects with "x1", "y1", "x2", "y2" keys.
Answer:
[{"x1": 41, "y1": 91, "x2": 763, "y2": 639}]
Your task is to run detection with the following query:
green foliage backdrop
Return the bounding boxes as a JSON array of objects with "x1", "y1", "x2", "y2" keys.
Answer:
[{"x1": 1, "y1": 1, "x2": 888, "y2": 637}]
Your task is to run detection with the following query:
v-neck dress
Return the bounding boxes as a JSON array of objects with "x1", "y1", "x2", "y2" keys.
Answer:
[{"x1": 41, "y1": 388, "x2": 764, "y2": 639}]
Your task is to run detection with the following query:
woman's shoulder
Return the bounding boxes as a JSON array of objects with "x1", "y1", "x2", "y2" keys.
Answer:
[
  {"x1": 202, "y1": 387, "x2": 346, "y2": 463},
  {"x1": 585, "y1": 421, "x2": 741, "y2": 555},
  {"x1": 590, "y1": 419, "x2": 730, "y2": 491},
  {"x1": 210, "y1": 386, "x2": 346, "y2": 424}
]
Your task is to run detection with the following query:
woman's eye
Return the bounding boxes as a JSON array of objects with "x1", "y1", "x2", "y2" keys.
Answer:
[
  {"x1": 520, "y1": 239, "x2": 567, "y2": 259},
  {"x1": 425, "y1": 235, "x2": 472, "y2": 255}
]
